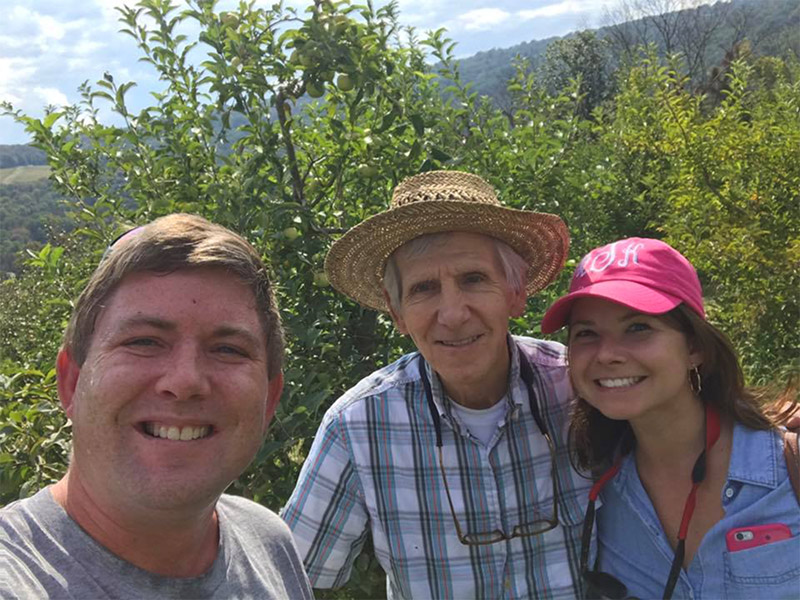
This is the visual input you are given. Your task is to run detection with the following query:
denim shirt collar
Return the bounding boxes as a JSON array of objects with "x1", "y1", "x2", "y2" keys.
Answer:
[
  {"x1": 726, "y1": 421, "x2": 782, "y2": 489},
  {"x1": 612, "y1": 420, "x2": 783, "y2": 496}
]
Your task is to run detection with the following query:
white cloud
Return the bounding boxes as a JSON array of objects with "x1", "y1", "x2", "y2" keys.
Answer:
[
  {"x1": 0, "y1": 34, "x2": 28, "y2": 51},
  {"x1": 518, "y1": 0, "x2": 611, "y2": 20},
  {"x1": 454, "y1": 8, "x2": 510, "y2": 31},
  {"x1": 37, "y1": 14, "x2": 66, "y2": 39},
  {"x1": 72, "y1": 38, "x2": 106, "y2": 56},
  {"x1": 0, "y1": 57, "x2": 37, "y2": 105},
  {"x1": 32, "y1": 87, "x2": 69, "y2": 107},
  {"x1": 93, "y1": 0, "x2": 133, "y2": 23}
]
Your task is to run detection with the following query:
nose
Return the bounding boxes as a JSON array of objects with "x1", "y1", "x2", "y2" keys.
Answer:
[
  {"x1": 154, "y1": 342, "x2": 211, "y2": 401},
  {"x1": 436, "y1": 284, "x2": 470, "y2": 328},
  {"x1": 595, "y1": 335, "x2": 626, "y2": 365}
]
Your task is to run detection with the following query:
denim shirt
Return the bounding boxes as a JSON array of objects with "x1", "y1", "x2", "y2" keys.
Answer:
[{"x1": 596, "y1": 423, "x2": 800, "y2": 599}]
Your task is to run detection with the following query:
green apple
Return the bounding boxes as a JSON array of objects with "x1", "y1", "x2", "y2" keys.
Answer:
[
  {"x1": 306, "y1": 81, "x2": 324, "y2": 98},
  {"x1": 337, "y1": 74, "x2": 354, "y2": 91},
  {"x1": 313, "y1": 271, "x2": 330, "y2": 286},
  {"x1": 221, "y1": 12, "x2": 239, "y2": 28},
  {"x1": 357, "y1": 163, "x2": 379, "y2": 178}
]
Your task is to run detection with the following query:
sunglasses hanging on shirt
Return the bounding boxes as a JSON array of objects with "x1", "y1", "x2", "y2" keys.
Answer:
[
  {"x1": 418, "y1": 352, "x2": 561, "y2": 546},
  {"x1": 579, "y1": 403, "x2": 721, "y2": 600}
]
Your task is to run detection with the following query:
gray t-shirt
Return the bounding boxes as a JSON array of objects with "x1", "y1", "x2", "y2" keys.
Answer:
[{"x1": 0, "y1": 488, "x2": 313, "y2": 599}]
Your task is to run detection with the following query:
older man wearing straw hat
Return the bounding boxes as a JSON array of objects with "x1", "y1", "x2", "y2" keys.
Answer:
[{"x1": 282, "y1": 171, "x2": 591, "y2": 599}]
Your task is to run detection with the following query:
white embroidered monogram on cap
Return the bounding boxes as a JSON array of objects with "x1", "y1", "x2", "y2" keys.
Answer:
[{"x1": 575, "y1": 241, "x2": 644, "y2": 279}]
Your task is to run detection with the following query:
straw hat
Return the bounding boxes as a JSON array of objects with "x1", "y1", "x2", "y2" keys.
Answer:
[{"x1": 324, "y1": 170, "x2": 569, "y2": 311}]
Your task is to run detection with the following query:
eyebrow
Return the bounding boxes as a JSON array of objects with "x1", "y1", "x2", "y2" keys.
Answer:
[
  {"x1": 570, "y1": 318, "x2": 593, "y2": 327},
  {"x1": 212, "y1": 325, "x2": 264, "y2": 349},
  {"x1": 115, "y1": 316, "x2": 175, "y2": 333},
  {"x1": 407, "y1": 277, "x2": 437, "y2": 288}
]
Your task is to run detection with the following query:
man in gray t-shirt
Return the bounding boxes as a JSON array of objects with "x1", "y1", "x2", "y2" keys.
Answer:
[
  {"x1": 2, "y1": 490, "x2": 310, "y2": 599},
  {"x1": 0, "y1": 215, "x2": 312, "y2": 599}
]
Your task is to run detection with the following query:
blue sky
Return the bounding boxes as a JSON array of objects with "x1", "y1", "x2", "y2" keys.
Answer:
[{"x1": 1, "y1": 0, "x2": 625, "y2": 145}]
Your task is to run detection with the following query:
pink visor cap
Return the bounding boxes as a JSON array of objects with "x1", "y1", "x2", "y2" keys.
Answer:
[{"x1": 541, "y1": 237, "x2": 705, "y2": 333}]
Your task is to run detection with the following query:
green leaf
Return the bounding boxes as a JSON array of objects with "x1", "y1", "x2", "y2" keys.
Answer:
[{"x1": 409, "y1": 113, "x2": 424, "y2": 137}]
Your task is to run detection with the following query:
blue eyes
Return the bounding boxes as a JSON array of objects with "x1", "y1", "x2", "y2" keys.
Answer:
[
  {"x1": 571, "y1": 322, "x2": 653, "y2": 340},
  {"x1": 572, "y1": 329, "x2": 596, "y2": 338},
  {"x1": 463, "y1": 273, "x2": 486, "y2": 284},
  {"x1": 216, "y1": 345, "x2": 248, "y2": 357},
  {"x1": 407, "y1": 273, "x2": 488, "y2": 296},
  {"x1": 125, "y1": 337, "x2": 158, "y2": 347},
  {"x1": 122, "y1": 338, "x2": 248, "y2": 358},
  {"x1": 410, "y1": 281, "x2": 435, "y2": 295}
]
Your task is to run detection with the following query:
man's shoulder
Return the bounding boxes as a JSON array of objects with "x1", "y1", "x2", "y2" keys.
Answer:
[
  {"x1": 0, "y1": 487, "x2": 88, "y2": 599},
  {"x1": 1, "y1": 486, "x2": 52, "y2": 513},
  {"x1": 217, "y1": 494, "x2": 313, "y2": 597},
  {"x1": 0, "y1": 487, "x2": 59, "y2": 541},
  {"x1": 218, "y1": 494, "x2": 287, "y2": 530},
  {"x1": 512, "y1": 334, "x2": 567, "y2": 369},
  {"x1": 326, "y1": 351, "x2": 421, "y2": 416}
]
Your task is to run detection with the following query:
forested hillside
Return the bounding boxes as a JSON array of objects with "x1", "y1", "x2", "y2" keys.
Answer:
[
  {"x1": 0, "y1": 145, "x2": 47, "y2": 168},
  {"x1": 455, "y1": 0, "x2": 800, "y2": 103},
  {"x1": 0, "y1": 180, "x2": 69, "y2": 273},
  {"x1": 1, "y1": 1, "x2": 797, "y2": 596}
]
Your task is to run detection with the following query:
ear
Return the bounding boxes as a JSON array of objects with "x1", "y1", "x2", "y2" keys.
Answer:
[
  {"x1": 383, "y1": 289, "x2": 408, "y2": 335},
  {"x1": 508, "y1": 286, "x2": 527, "y2": 319},
  {"x1": 686, "y1": 336, "x2": 703, "y2": 369},
  {"x1": 263, "y1": 371, "x2": 284, "y2": 431},
  {"x1": 56, "y1": 348, "x2": 81, "y2": 419}
]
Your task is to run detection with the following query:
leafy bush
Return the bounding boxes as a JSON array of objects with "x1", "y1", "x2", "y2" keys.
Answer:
[{"x1": 1, "y1": 1, "x2": 797, "y2": 597}]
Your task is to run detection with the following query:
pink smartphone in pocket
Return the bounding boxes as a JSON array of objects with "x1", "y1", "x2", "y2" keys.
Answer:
[{"x1": 726, "y1": 523, "x2": 792, "y2": 552}]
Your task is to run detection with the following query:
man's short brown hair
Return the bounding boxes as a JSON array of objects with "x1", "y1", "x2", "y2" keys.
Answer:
[{"x1": 63, "y1": 213, "x2": 284, "y2": 377}]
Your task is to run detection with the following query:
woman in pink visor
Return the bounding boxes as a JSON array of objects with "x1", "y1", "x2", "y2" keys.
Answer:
[{"x1": 541, "y1": 237, "x2": 798, "y2": 600}]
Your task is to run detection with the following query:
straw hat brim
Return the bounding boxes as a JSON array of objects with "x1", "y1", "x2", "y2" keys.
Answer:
[{"x1": 324, "y1": 200, "x2": 569, "y2": 311}]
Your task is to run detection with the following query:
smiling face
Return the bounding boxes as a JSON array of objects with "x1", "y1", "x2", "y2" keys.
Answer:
[
  {"x1": 567, "y1": 297, "x2": 700, "y2": 424},
  {"x1": 57, "y1": 267, "x2": 282, "y2": 514},
  {"x1": 386, "y1": 232, "x2": 526, "y2": 408}
]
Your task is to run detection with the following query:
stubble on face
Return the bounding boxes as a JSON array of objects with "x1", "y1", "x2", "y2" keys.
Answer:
[{"x1": 61, "y1": 268, "x2": 277, "y2": 517}]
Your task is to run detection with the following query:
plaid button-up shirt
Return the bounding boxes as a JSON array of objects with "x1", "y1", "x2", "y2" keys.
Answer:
[{"x1": 282, "y1": 336, "x2": 590, "y2": 599}]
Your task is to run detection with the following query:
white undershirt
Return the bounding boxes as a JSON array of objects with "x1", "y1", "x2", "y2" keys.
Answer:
[{"x1": 449, "y1": 398, "x2": 509, "y2": 446}]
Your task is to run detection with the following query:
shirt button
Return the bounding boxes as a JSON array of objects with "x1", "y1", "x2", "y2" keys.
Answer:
[
  {"x1": 504, "y1": 579, "x2": 511, "y2": 590},
  {"x1": 725, "y1": 487, "x2": 734, "y2": 498}
]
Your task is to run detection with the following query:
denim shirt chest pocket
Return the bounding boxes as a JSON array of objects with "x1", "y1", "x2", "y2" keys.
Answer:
[{"x1": 724, "y1": 535, "x2": 800, "y2": 599}]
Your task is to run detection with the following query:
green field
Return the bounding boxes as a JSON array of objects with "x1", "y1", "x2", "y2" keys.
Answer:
[{"x1": 0, "y1": 165, "x2": 50, "y2": 185}]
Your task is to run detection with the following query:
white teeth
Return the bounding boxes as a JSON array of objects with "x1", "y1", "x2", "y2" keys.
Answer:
[
  {"x1": 145, "y1": 422, "x2": 211, "y2": 441},
  {"x1": 597, "y1": 377, "x2": 644, "y2": 388},
  {"x1": 440, "y1": 335, "x2": 480, "y2": 347}
]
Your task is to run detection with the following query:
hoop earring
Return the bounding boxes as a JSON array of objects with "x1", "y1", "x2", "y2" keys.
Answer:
[{"x1": 689, "y1": 365, "x2": 703, "y2": 396}]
